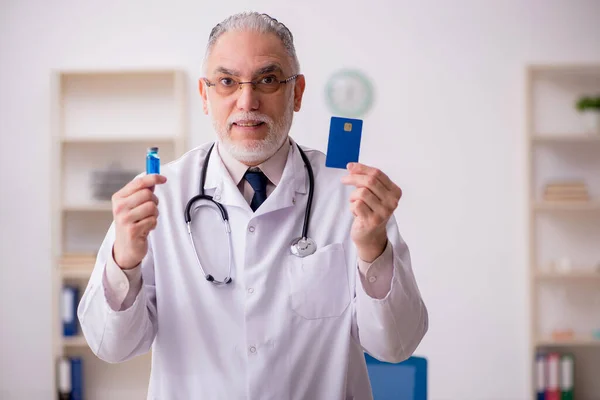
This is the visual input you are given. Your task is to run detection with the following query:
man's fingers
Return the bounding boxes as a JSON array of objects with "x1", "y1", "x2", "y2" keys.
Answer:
[
  {"x1": 116, "y1": 174, "x2": 167, "y2": 199},
  {"x1": 342, "y1": 174, "x2": 386, "y2": 201},
  {"x1": 125, "y1": 201, "x2": 159, "y2": 224},
  {"x1": 350, "y1": 199, "x2": 372, "y2": 219},
  {"x1": 342, "y1": 172, "x2": 402, "y2": 211},
  {"x1": 134, "y1": 215, "x2": 158, "y2": 237},
  {"x1": 346, "y1": 163, "x2": 395, "y2": 191},
  {"x1": 125, "y1": 189, "x2": 158, "y2": 210},
  {"x1": 113, "y1": 189, "x2": 158, "y2": 216},
  {"x1": 345, "y1": 163, "x2": 403, "y2": 199},
  {"x1": 350, "y1": 188, "x2": 383, "y2": 214}
]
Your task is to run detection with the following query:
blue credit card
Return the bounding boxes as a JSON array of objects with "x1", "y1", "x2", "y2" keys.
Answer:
[{"x1": 325, "y1": 116, "x2": 363, "y2": 169}]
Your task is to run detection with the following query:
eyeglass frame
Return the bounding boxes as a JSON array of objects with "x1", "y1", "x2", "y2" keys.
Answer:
[{"x1": 202, "y1": 74, "x2": 300, "y2": 95}]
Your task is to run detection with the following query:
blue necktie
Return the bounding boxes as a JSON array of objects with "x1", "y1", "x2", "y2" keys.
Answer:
[{"x1": 244, "y1": 169, "x2": 268, "y2": 211}]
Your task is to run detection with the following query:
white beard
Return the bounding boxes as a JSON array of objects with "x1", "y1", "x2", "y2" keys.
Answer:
[{"x1": 208, "y1": 89, "x2": 295, "y2": 165}]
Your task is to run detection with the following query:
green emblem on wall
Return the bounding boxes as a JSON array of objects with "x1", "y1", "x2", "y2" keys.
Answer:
[{"x1": 325, "y1": 69, "x2": 374, "y2": 118}]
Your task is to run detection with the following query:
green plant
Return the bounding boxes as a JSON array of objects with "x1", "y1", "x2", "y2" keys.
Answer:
[{"x1": 575, "y1": 95, "x2": 600, "y2": 112}]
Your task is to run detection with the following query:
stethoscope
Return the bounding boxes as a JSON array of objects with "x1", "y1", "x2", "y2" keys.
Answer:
[{"x1": 184, "y1": 142, "x2": 317, "y2": 285}]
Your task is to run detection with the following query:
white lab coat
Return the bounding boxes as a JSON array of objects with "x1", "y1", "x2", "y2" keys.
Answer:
[{"x1": 77, "y1": 139, "x2": 428, "y2": 400}]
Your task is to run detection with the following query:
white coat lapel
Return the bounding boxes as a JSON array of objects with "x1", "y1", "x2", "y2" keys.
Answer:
[
  {"x1": 253, "y1": 140, "x2": 308, "y2": 217},
  {"x1": 201, "y1": 139, "x2": 310, "y2": 215},
  {"x1": 202, "y1": 143, "x2": 250, "y2": 211}
]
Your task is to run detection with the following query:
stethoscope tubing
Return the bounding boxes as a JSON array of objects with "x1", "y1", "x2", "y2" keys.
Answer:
[{"x1": 184, "y1": 141, "x2": 315, "y2": 285}]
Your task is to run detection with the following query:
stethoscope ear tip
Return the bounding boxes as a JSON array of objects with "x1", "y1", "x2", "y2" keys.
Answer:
[
  {"x1": 225, "y1": 277, "x2": 233, "y2": 284},
  {"x1": 206, "y1": 274, "x2": 215, "y2": 282}
]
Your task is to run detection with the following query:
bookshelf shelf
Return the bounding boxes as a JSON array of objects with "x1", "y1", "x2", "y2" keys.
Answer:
[
  {"x1": 60, "y1": 254, "x2": 96, "y2": 279},
  {"x1": 535, "y1": 270, "x2": 600, "y2": 282},
  {"x1": 62, "y1": 203, "x2": 113, "y2": 212},
  {"x1": 533, "y1": 201, "x2": 600, "y2": 212},
  {"x1": 536, "y1": 336, "x2": 600, "y2": 347},
  {"x1": 51, "y1": 67, "x2": 188, "y2": 400},
  {"x1": 526, "y1": 63, "x2": 600, "y2": 399},
  {"x1": 531, "y1": 134, "x2": 600, "y2": 144},
  {"x1": 61, "y1": 268, "x2": 94, "y2": 280},
  {"x1": 60, "y1": 254, "x2": 97, "y2": 266},
  {"x1": 61, "y1": 136, "x2": 177, "y2": 144},
  {"x1": 63, "y1": 335, "x2": 89, "y2": 348}
]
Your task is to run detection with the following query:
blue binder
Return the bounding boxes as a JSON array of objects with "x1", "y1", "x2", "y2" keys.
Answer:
[
  {"x1": 62, "y1": 285, "x2": 79, "y2": 336},
  {"x1": 536, "y1": 353, "x2": 546, "y2": 400},
  {"x1": 71, "y1": 357, "x2": 84, "y2": 400}
]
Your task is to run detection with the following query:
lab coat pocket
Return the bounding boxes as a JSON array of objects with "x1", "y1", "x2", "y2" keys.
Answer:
[{"x1": 288, "y1": 242, "x2": 351, "y2": 320}]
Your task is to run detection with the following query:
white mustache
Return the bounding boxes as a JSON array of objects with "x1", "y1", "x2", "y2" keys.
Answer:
[{"x1": 227, "y1": 112, "x2": 273, "y2": 128}]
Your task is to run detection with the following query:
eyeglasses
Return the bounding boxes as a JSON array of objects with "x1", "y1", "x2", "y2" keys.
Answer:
[{"x1": 203, "y1": 74, "x2": 299, "y2": 96}]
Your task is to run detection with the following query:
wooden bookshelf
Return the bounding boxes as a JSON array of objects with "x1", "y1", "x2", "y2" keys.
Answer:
[
  {"x1": 526, "y1": 63, "x2": 600, "y2": 399},
  {"x1": 50, "y1": 68, "x2": 188, "y2": 400}
]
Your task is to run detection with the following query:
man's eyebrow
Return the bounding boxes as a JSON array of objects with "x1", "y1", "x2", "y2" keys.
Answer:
[
  {"x1": 213, "y1": 67, "x2": 240, "y2": 76},
  {"x1": 212, "y1": 64, "x2": 284, "y2": 78},
  {"x1": 254, "y1": 64, "x2": 283, "y2": 76}
]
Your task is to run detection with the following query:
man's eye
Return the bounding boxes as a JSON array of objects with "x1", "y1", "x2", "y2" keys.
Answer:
[
  {"x1": 219, "y1": 78, "x2": 235, "y2": 86},
  {"x1": 261, "y1": 76, "x2": 277, "y2": 85}
]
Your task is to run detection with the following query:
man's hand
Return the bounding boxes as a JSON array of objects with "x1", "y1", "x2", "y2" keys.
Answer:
[
  {"x1": 341, "y1": 163, "x2": 402, "y2": 263},
  {"x1": 112, "y1": 174, "x2": 167, "y2": 269}
]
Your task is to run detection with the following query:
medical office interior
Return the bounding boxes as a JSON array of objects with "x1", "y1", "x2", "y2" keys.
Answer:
[{"x1": 1, "y1": 1, "x2": 600, "y2": 399}]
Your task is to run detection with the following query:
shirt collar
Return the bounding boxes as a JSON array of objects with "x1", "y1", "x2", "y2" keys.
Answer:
[
  {"x1": 202, "y1": 136, "x2": 307, "y2": 196},
  {"x1": 217, "y1": 138, "x2": 290, "y2": 187}
]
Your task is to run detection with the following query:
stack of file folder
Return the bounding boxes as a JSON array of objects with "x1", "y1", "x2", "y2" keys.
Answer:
[{"x1": 536, "y1": 352, "x2": 574, "y2": 400}]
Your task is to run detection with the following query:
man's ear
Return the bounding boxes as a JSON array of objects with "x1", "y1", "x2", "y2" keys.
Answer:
[
  {"x1": 198, "y1": 79, "x2": 209, "y2": 115},
  {"x1": 293, "y1": 74, "x2": 306, "y2": 112}
]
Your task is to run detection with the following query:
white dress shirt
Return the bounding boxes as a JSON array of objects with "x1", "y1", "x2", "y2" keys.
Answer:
[{"x1": 78, "y1": 137, "x2": 428, "y2": 400}]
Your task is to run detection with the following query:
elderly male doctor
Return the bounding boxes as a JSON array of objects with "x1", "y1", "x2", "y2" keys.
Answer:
[{"x1": 78, "y1": 11, "x2": 428, "y2": 400}]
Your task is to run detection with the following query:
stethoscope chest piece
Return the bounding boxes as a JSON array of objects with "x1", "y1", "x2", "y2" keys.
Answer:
[{"x1": 290, "y1": 237, "x2": 317, "y2": 257}]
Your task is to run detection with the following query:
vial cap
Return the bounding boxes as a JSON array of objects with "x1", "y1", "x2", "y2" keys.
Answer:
[{"x1": 148, "y1": 147, "x2": 159, "y2": 153}]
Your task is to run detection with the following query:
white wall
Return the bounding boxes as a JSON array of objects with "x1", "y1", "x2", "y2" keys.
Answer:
[{"x1": 1, "y1": 0, "x2": 600, "y2": 399}]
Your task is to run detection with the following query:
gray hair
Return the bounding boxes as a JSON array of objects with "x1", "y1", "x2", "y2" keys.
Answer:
[{"x1": 203, "y1": 12, "x2": 301, "y2": 74}]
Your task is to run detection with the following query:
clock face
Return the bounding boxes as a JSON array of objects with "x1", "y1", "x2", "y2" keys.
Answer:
[{"x1": 325, "y1": 69, "x2": 374, "y2": 118}]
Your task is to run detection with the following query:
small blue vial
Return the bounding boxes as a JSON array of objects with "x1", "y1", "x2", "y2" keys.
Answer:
[{"x1": 146, "y1": 147, "x2": 160, "y2": 174}]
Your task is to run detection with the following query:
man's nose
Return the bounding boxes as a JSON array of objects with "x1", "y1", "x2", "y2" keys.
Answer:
[{"x1": 236, "y1": 83, "x2": 260, "y2": 111}]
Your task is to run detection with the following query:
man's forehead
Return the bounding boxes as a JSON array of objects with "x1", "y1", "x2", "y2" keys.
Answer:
[{"x1": 206, "y1": 30, "x2": 291, "y2": 74}]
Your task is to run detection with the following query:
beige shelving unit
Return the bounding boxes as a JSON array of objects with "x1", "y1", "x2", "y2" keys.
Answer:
[
  {"x1": 50, "y1": 68, "x2": 188, "y2": 399},
  {"x1": 526, "y1": 64, "x2": 600, "y2": 398}
]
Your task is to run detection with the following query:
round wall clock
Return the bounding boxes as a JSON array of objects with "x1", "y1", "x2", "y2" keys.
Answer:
[{"x1": 325, "y1": 69, "x2": 374, "y2": 118}]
